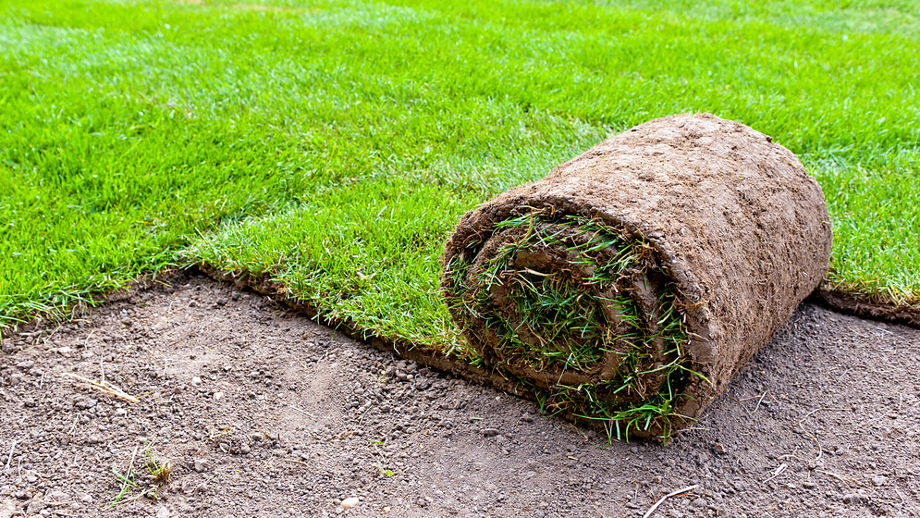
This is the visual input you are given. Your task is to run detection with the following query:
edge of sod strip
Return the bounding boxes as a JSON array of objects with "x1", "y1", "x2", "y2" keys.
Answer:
[{"x1": 813, "y1": 287, "x2": 920, "y2": 328}]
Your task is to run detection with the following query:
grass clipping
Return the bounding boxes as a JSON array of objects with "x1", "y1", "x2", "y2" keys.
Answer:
[{"x1": 442, "y1": 113, "x2": 832, "y2": 440}]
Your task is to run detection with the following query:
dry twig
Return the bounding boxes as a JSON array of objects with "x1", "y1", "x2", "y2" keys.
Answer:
[
  {"x1": 816, "y1": 469, "x2": 860, "y2": 486},
  {"x1": 62, "y1": 372, "x2": 140, "y2": 404},
  {"x1": 289, "y1": 404, "x2": 316, "y2": 419},
  {"x1": 642, "y1": 484, "x2": 699, "y2": 518},
  {"x1": 5, "y1": 441, "x2": 15, "y2": 470},
  {"x1": 763, "y1": 463, "x2": 787, "y2": 483}
]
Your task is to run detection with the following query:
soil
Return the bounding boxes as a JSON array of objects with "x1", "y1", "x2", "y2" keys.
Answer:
[{"x1": 1, "y1": 271, "x2": 918, "y2": 517}]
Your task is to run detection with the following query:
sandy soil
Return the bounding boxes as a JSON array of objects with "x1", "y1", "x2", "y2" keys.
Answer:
[{"x1": 1, "y1": 272, "x2": 918, "y2": 517}]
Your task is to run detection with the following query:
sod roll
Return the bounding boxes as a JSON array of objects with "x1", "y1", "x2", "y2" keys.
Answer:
[{"x1": 441, "y1": 113, "x2": 832, "y2": 439}]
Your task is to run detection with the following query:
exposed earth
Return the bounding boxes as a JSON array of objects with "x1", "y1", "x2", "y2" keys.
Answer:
[{"x1": 1, "y1": 272, "x2": 918, "y2": 517}]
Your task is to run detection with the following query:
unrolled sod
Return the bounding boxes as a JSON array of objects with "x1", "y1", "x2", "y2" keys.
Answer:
[{"x1": 441, "y1": 113, "x2": 832, "y2": 439}]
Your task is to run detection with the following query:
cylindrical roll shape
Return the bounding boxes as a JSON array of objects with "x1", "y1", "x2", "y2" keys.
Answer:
[{"x1": 441, "y1": 113, "x2": 832, "y2": 439}]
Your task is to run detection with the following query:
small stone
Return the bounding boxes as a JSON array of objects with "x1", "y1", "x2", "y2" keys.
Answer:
[
  {"x1": 75, "y1": 398, "x2": 97, "y2": 410},
  {"x1": 16, "y1": 360, "x2": 34, "y2": 369},
  {"x1": 156, "y1": 506, "x2": 170, "y2": 518},
  {"x1": 669, "y1": 510, "x2": 685, "y2": 518},
  {"x1": 481, "y1": 428, "x2": 500, "y2": 438},
  {"x1": 842, "y1": 493, "x2": 865, "y2": 504},
  {"x1": 57, "y1": 347, "x2": 73, "y2": 355},
  {"x1": 341, "y1": 497, "x2": 359, "y2": 509},
  {"x1": 802, "y1": 481, "x2": 816, "y2": 489},
  {"x1": 193, "y1": 459, "x2": 207, "y2": 472},
  {"x1": 191, "y1": 377, "x2": 202, "y2": 385},
  {"x1": 690, "y1": 497, "x2": 706, "y2": 508},
  {"x1": 239, "y1": 443, "x2": 251, "y2": 454},
  {"x1": 871, "y1": 475, "x2": 888, "y2": 486},
  {"x1": 214, "y1": 392, "x2": 224, "y2": 401}
]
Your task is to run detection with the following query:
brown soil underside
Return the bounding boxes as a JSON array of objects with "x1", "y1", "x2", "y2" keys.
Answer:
[
  {"x1": 814, "y1": 288, "x2": 920, "y2": 328},
  {"x1": 1, "y1": 271, "x2": 919, "y2": 518}
]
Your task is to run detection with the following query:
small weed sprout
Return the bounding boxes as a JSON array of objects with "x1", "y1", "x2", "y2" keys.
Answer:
[
  {"x1": 144, "y1": 441, "x2": 172, "y2": 486},
  {"x1": 108, "y1": 442, "x2": 171, "y2": 508},
  {"x1": 110, "y1": 463, "x2": 140, "y2": 509}
]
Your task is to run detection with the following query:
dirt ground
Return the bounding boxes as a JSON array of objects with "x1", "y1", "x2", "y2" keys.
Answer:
[{"x1": 1, "y1": 272, "x2": 918, "y2": 517}]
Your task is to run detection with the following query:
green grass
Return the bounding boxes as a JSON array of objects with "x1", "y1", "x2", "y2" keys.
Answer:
[{"x1": 1, "y1": 0, "x2": 918, "y2": 338}]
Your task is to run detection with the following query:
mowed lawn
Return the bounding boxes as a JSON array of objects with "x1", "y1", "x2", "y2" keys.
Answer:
[{"x1": 1, "y1": 0, "x2": 918, "y2": 354}]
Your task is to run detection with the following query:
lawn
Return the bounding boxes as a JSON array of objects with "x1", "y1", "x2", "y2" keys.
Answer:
[{"x1": 2, "y1": 0, "x2": 918, "y2": 356}]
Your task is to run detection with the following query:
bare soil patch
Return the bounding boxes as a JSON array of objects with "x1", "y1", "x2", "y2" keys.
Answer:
[{"x1": 1, "y1": 272, "x2": 918, "y2": 517}]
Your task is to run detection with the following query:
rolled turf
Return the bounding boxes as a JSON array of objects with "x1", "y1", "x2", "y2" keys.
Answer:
[{"x1": 442, "y1": 113, "x2": 832, "y2": 439}]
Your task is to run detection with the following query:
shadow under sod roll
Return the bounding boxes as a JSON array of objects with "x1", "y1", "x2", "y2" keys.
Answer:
[{"x1": 441, "y1": 113, "x2": 832, "y2": 440}]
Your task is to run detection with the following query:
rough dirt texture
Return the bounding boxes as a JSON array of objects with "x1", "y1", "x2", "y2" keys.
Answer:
[
  {"x1": 1, "y1": 273, "x2": 918, "y2": 517},
  {"x1": 442, "y1": 113, "x2": 833, "y2": 429}
]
